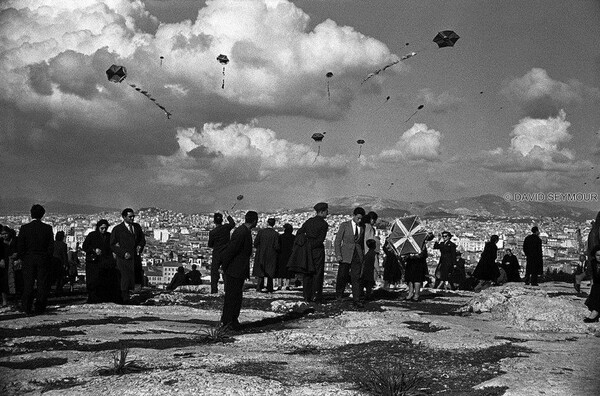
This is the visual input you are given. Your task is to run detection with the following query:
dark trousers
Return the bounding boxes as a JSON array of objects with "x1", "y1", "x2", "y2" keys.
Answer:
[
  {"x1": 336, "y1": 250, "x2": 362, "y2": 302},
  {"x1": 21, "y1": 256, "x2": 50, "y2": 313},
  {"x1": 303, "y1": 249, "x2": 325, "y2": 302},
  {"x1": 221, "y1": 274, "x2": 245, "y2": 327},
  {"x1": 524, "y1": 272, "x2": 539, "y2": 285},
  {"x1": 210, "y1": 251, "x2": 224, "y2": 293},
  {"x1": 257, "y1": 277, "x2": 274, "y2": 292}
]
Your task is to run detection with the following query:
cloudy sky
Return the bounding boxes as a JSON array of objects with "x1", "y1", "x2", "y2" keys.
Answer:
[{"x1": 1, "y1": 0, "x2": 599, "y2": 213}]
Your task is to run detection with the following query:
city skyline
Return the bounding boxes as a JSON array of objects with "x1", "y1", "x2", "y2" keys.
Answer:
[{"x1": 1, "y1": 0, "x2": 599, "y2": 213}]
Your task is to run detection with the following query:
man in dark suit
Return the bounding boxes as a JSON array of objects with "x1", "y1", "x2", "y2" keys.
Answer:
[
  {"x1": 110, "y1": 208, "x2": 146, "y2": 303},
  {"x1": 17, "y1": 204, "x2": 54, "y2": 314},
  {"x1": 523, "y1": 226, "x2": 543, "y2": 286},
  {"x1": 208, "y1": 211, "x2": 236, "y2": 294},
  {"x1": 334, "y1": 207, "x2": 366, "y2": 307},
  {"x1": 295, "y1": 202, "x2": 329, "y2": 303},
  {"x1": 220, "y1": 211, "x2": 259, "y2": 329}
]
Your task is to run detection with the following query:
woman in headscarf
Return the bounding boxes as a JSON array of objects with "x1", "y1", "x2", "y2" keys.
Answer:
[
  {"x1": 83, "y1": 220, "x2": 120, "y2": 303},
  {"x1": 473, "y1": 235, "x2": 500, "y2": 292}
]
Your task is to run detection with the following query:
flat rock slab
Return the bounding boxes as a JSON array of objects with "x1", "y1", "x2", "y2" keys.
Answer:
[{"x1": 1, "y1": 282, "x2": 598, "y2": 395}]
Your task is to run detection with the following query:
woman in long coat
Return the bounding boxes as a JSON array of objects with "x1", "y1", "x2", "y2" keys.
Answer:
[
  {"x1": 433, "y1": 231, "x2": 457, "y2": 290},
  {"x1": 584, "y1": 245, "x2": 600, "y2": 322},
  {"x1": 276, "y1": 224, "x2": 295, "y2": 289},
  {"x1": 473, "y1": 235, "x2": 500, "y2": 292},
  {"x1": 252, "y1": 218, "x2": 280, "y2": 292},
  {"x1": 82, "y1": 220, "x2": 120, "y2": 303}
]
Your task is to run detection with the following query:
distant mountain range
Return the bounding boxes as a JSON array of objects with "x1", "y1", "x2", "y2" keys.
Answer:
[
  {"x1": 1, "y1": 194, "x2": 596, "y2": 221},
  {"x1": 0, "y1": 197, "x2": 118, "y2": 215},
  {"x1": 304, "y1": 194, "x2": 597, "y2": 221}
]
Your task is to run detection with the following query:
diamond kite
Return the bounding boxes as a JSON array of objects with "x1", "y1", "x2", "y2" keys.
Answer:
[
  {"x1": 388, "y1": 216, "x2": 429, "y2": 257},
  {"x1": 433, "y1": 30, "x2": 460, "y2": 48},
  {"x1": 106, "y1": 64, "x2": 172, "y2": 119}
]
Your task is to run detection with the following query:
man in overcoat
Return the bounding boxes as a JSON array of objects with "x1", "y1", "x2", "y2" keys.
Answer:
[
  {"x1": 18, "y1": 204, "x2": 54, "y2": 314},
  {"x1": 523, "y1": 226, "x2": 543, "y2": 286},
  {"x1": 252, "y1": 218, "x2": 280, "y2": 293},
  {"x1": 334, "y1": 207, "x2": 365, "y2": 307},
  {"x1": 110, "y1": 208, "x2": 146, "y2": 303},
  {"x1": 220, "y1": 211, "x2": 259, "y2": 329},
  {"x1": 208, "y1": 211, "x2": 235, "y2": 293},
  {"x1": 295, "y1": 202, "x2": 329, "y2": 303}
]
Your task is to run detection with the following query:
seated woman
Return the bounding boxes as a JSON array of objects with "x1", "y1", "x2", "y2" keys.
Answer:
[
  {"x1": 583, "y1": 246, "x2": 600, "y2": 323},
  {"x1": 167, "y1": 266, "x2": 188, "y2": 291}
]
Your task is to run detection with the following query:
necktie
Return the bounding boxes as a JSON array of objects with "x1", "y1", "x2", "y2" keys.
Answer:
[{"x1": 128, "y1": 224, "x2": 134, "y2": 234}]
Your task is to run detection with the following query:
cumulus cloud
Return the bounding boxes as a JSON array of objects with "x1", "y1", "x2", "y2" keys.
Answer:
[
  {"x1": 477, "y1": 110, "x2": 587, "y2": 172},
  {"x1": 377, "y1": 123, "x2": 442, "y2": 162},
  {"x1": 0, "y1": 0, "x2": 391, "y2": 209},
  {"x1": 154, "y1": 122, "x2": 350, "y2": 187},
  {"x1": 417, "y1": 88, "x2": 462, "y2": 114},
  {"x1": 502, "y1": 68, "x2": 600, "y2": 118}
]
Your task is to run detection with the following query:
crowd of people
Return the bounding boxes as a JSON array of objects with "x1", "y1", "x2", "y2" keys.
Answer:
[{"x1": 0, "y1": 203, "x2": 598, "y2": 327}]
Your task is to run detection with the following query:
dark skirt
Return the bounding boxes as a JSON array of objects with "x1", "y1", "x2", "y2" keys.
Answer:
[
  {"x1": 382, "y1": 254, "x2": 402, "y2": 284},
  {"x1": 585, "y1": 283, "x2": 600, "y2": 312},
  {"x1": 405, "y1": 256, "x2": 427, "y2": 283}
]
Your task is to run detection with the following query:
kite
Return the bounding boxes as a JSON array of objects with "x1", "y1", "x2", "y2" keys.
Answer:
[
  {"x1": 433, "y1": 30, "x2": 460, "y2": 48},
  {"x1": 160, "y1": 56, "x2": 164, "y2": 66},
  {"x1": 326, "y1": 72, "x2": 334, "y2": 100},
  {"x1": 231, "y1": 194, "x2": 244, "y2": 210},
  {"x1": 106, "y1": 64, "x2": 172, "y2": 119},
  {"x1": 361, "y1": 52, "x2": 417, "y2": 85},
  {"x1": 311, "y1": 132, "x2": 325, "y2": 162},
  {"x1": 405, "y1": 104, "x2": 424, "y2": 122},
  {"x1": 388, "y1": 216, "x2": 430, "y2": 257},
  {"x1": 357, "y1": 139, "x2": 365, "y2": 158},
  {"x1": 388, "y1": 182, "x2": 394, "y2": 190},
  {"x1": 217, "y1": 54, "x2": 229, "y2": 89}
]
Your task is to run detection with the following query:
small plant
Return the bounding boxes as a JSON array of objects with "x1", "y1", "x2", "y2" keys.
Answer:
[
  {"x1": 95, "y1": 347, "x2": 145, "y2": 376},
  {"x1": 195, "y1": 325, "x2": 234, "y2": 344},
  {"x1": 351, "y1": 363, "x2": 426, "y2": 396}
]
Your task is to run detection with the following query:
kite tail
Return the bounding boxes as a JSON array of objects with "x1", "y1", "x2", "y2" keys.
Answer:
[
  {"x1": 128, "y1": 84, "x2": 172, "y2": 119},
  {"x1": 222, "y1": 66, "x2": 226, "y2": 89},
  {"x1": 405, "y1": 110, "x2": 418, "y2": 122},
  {"x1": 231, "y1": 202, "x2": 237, "y2": 210},
  {"x1": 358, "y1": 146, "x2": 362, "y2": 158},
  {"x1": 327, "y1": 81, "x2": 330, "y2": 101}
]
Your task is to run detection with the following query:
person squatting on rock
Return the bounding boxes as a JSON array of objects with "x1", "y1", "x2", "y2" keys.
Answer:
[
  {"x1": 208, "y1": 211, "x2": 235, "y2": 294},
  {"x1": 220, "y1": 211, "x2": 259, "y2": 330},
  {"x1": 334, "y1": 207, "x2": 365, "y2": 308},
  {"x1": 523, "y1": 226, "x2": 543, "y2": 286},
  {"x1": 186, "y1": 264, "x2": 202, "y2": 285}
]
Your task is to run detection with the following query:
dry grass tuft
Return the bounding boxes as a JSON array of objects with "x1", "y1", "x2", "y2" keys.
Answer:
[
  {"x1": 194, "y1": 325, "x2": 235, "y2": 344},
  {"x1": 95, "y1": 346, "x2": 145, "y2": 376},
  {"x1": 351, "y1": 363, "x2": 426, "y2": 396}
]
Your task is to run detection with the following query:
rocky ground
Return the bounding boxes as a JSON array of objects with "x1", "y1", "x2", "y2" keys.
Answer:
[{"x1": 0, "y1": 281, "x2": 599, "y2": 395}]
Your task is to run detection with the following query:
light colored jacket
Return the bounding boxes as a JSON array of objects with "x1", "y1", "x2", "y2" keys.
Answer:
[{"x1": 334, "y1": 220, "x2": 363, "y2": 263}]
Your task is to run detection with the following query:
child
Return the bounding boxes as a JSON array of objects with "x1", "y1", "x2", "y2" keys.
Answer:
[{"x1": 360, "y1": 239, "x2": 378, "y2": 300}]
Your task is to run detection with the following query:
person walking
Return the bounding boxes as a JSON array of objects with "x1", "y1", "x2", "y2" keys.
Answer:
[
  {"x1": 523, "y1": 226, "x2": 543, "y2": 286},
  {"x1": 290, "y1": 203, "x2": 329, "y2": 303},
  {"x1": 220, "y1": 211, "x2": 258, "y2": 330},
  {"x1": 583, "y1": 246, "x2": 600, "y2": 322},
  {"x1": 252, "y1": 218, "x2": 280, "y2": 293},
  {"x1": 110, "y1": 208, "x2": 146, "y2": 304},
  {"x1": 473, "y1": 235, "x2": 500, "y2": 292},
  {"x1": 433, "y1": 231, "x2": 457, "y2": 290},
  {"x1": 17, "y1": 204, "x2": 54, "y2": 314},
  {"x1": 334, "y1": 207, "x2": 365, "y2": 307},
  {"x1": 208, "y1": 211, "x2": 235, "y2": 294}
]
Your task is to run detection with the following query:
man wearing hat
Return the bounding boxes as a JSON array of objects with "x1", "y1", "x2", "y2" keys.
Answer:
[
  {"x1": 208, "y1": 211, "x2": 236, "y2": 294},
  {"x1": 293, "y1": 202, "x2": 329, "y2": 303},
  {"x1": 252, "y1": 217, "x2": 280, "y2": 293},
  {"x1": 523, "y1": 226, "x2": 543, "y2": 286}
]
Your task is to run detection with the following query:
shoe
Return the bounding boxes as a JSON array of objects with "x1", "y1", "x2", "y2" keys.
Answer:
[
  {"x1": 352, "y1": 302, "x2": 364, "y2": 308},
  {"x1": 531, "y1": 283, "x2": 539, "y2": 286},
  {"x1": 411, "y1": 296, "x2": 420, "y2": 302},
  {"x1": 404, "y1": 295, "x2": 413, "y2": 301},
  {"x1": 574, "y1": 284, "x2": 581, "y2": 293},
  {"x1": 583, "y1": 316, "x2": 599, "y2": 323}
]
